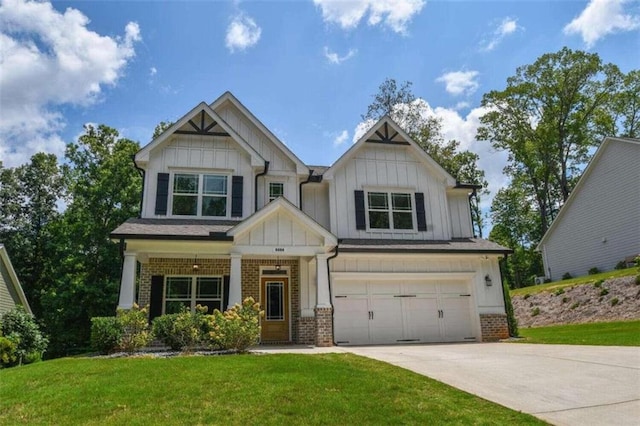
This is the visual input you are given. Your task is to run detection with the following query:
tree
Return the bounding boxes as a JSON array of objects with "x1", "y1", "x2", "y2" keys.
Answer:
[
  {"x1": 478, "y1": 47, "x2": 622, "y2": 236},
  {"x1": 41, "y1": 124, "x2": 141, "y2": 356},
  {"x1": 611, "y1": 70, "x2": 640, "y2": 138},
  {"x1": 363, "y1": 78, "x2": 488, "y2": 236},
  {"x1": 153, "y1": 121, "x2": 174, "y2": 139}
]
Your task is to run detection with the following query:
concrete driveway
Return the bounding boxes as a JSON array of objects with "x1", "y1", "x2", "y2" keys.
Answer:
[{"x1": 342, "y1": 343, "x2": 640, "y2": 426}]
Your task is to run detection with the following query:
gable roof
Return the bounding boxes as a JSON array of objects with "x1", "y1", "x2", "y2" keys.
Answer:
[
  {"x1": 210, "y1": 91, "x2": 309, "y2": 175},
  {"x1": 0, "y1": 244, "x2": 33, "y2": 315},
  {"x1": 538, "y1": 136, "x2": 640, "y2": 248},
  {"x1": 228, "y1": 197, "x2": 337, "y2": 247},
  {"x1": 135, "y1": 102, "x2": 265, "y2": 167},
  {"x1": 323, "y1": 116, "x2": 456, "y2": 185}
]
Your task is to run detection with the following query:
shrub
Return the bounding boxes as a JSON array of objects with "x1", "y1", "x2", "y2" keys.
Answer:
[
  {"x1": 614, "y1": 260, "x2": 627, "y2": 270},
  {"x1": 599, "y1": 288, "x2": 609, "y2": 297},
  {"x1": 594, "y1": 279, "x2": 604, "y2": 288},
  {"x1": 90, "y1": 317, "x2": 123, "y2": 354},
  {"x1": 117, "y1": 304, "x2": 152, "y2": 353},
  {"x1": 523, "y1": 294, "x2": 531, "y2": 300},
  {"x1": 562, "y1": 272, "x2": 572, "y2": 280},
  {"x1": 205, "y1": 297, "x2": 263, "y2": 352},
  {"x1": 0, "y1": 333, "x2": 18, "y2": 368},
  {"x1": 562, "y1": 297, "x2": 570, "y2": 304},
  {"x1": 1, "y1": 307, "x2": 48, "y2": 365},
  {"x1": 553, "y1": 288, "x2": 565, "y2": 296},
  {"x1": 531, "y1": 307, "x2": 540, "y2": 317},
  {"x1": 588, "y1": 267, "x2": 600, "y2": 275},
  {"x1": 153, "y1": 306, "x2": 209, "y2": 352},
  {"x1": 611, "y1": 298, "x2": 619, "y2": 307},
  {"x1": 503, "y1": 281, "x2": 518, "y2": 337},
  {"x1": 635, "y1": 275, "x2": 640, "y2": 285},
  {"x1": 570, "y1": 302, "x2": 580, "y2": 310}
]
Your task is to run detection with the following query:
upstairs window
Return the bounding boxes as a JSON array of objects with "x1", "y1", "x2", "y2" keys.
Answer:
[
  {"x1": 172, "y1": 173, "x2": 228, "y2": 217},
  {"x1": 367, "y1": 191, "x2": 414, "y2": 230},
  {"x1": 268, "y1": 182, "x2": 284, "y2": 202}
]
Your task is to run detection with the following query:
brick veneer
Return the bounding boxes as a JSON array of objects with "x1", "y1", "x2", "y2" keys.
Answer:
[
  {"x1": 315, "y1": 307, "x2": 333, "y2": 347},
  {"x1": 479, "y1": 314, "x2": 509, "y2": 341}
]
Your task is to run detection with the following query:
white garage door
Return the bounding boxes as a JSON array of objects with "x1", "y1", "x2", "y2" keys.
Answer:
[{"x1": 333, "y1": 279, "x2": 476, "y2": 345}]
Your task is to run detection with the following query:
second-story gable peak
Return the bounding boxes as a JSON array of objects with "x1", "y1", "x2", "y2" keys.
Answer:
[
  {"x1": 323, "y1": 116, "x2": 456, "y2": 186},
  {"x1": 135, "y1": 102, "x2": 264, "y2": 167}
]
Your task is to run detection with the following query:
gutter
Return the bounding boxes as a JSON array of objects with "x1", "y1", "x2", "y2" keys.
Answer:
[
  {"x1": 254, "y1": 161, "x2": 270, "y2": 213},
  {"x1": 132, "y1": 155, "x2": 145, "y2": 218},
  {"x1": 326, "y1": 246, "x2": 339, "y2": 346}
]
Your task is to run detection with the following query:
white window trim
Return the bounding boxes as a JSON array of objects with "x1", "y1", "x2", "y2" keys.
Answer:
[
  {"x1": 364, "y1": 188, "x2": 418, "y2": 233},
  {"x1": 265, "y1": 178, "x2": 287, "y2": 203},
  {"x1": 163, "y1": 275, "x2": 224, "y2": 315},
  {"x1": 168, "y1": 171, "x2": 232, "y2": 219}
]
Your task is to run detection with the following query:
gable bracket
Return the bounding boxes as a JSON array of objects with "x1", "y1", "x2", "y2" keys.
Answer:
[
  {"x1": 176, "y1": 109, "x2": 230, "y2": 137},
  {"x1": 366, "y1": 122, "x2": 408, "y2": 145}
]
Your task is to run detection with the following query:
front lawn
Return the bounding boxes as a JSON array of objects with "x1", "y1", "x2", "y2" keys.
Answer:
[
  {"x1": 510, "y1": 267, "x2": 639, "y2": 297},
  {"x1": 516, "y1": 320, "x2": 640, "y2": 346},
  {"x1": 0, "y1": 353, "x2": 544, "y2": 425}
]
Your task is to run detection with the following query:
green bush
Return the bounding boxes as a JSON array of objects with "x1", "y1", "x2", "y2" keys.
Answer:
[
  {"x1": 562, "y1": 297, "x2": 570, "y2": 304},
  {"x1": 531, "y1": 307, "x2": 540, "y2": 317},
  {"x1": 562, "y1": 272, "x2": 572, "y2": 280},
  {"x1": 205, "y1": 297, "x2": 263, "y2": 352},
  {"x1": 553, "y1": 288, "x2": 565, "y2": 296},
  {"x1": 117, "y1": 304, "x2": 152, "y2": 353},
  {"x1": 90, "y1": 317, "x2": 123, "y2": 354},
  {"x1": 523, "y1": 294, "x2": 530, "y2": 300},
  {"x1": 614, "y1": 260, "x2": 627, "y2": 270},
  {"x1": 1, "y1": 307, "x2": 48, "y2": 365},
  {"x1": 599, "y1": 288, "x2": 609, "y2": 297},
  {"x1": 635, "y1": 274, "x2": 640, "y2": 285},
  {"x1": 503, "y1": 281, "x2": 518, "y2": 337},
  {"x1": 594, "y1": 279, "x2": 604, "y2": 288},
  {"x1": 0, "y1": 333, "x2": 18, "y2": 368},
  {"x1": 611, "y1": 298, "x2": 619, "y2": 307},
  {"x1": 152, "y1": 306, "x2": 209, "y2": 352},
  {"x1": 570, "y1": 302, "x2": 580, "y2": 310},
  {"x1": 588, "y1": 267, "x2": 600, "y2": 275}
]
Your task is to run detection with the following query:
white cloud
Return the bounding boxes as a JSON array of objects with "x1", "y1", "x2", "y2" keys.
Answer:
[
  {"x1": 324, "y1": 46, "x2": 357, "y2": 64},
  {"x1": 480, "y1": 17, "x2": 521, "y2": 51},
  {"x1": 225, "y1": 14, "x2": 261, "y2": 53},
  {"x1": 564, "y1": 0, "x2": 640, "y2": 47},
  {"x1": 333, "y1": 130, "x2": 349, "y2": 146},
  {"x1": 0, "y1": 0, "x2": 141, "y2": 167},
  {"x1": 150, "y1": 67, "x2": 157, "y2": 76},
  {"x1": 436, "y1": 70, "x2": 480, "y2": 96},
  {"x1": 313, "y1": 0, "x2": 425, "y2": 34},
  {"x1": 454, "y1": 101, "x2": 470, "y2": 110}
]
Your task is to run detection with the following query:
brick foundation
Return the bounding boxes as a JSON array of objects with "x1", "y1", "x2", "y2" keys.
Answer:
[
  {"x1": 315, "y1": 307, "x2": 333, "y2": 347},
  {"x1": 480, "y1": 314, "x2": 509, "y2": 341},
  {"x1": 298, "y1": 316, "x2": 316, "y2": 345}
]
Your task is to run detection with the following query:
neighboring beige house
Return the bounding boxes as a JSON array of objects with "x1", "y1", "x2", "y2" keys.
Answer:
[
  {"x1": 111, "y1": 92, "x2": 511, "y2": 346},
  {"x1": 538, "y1": 137, "x2": 640, "y2": 281},
  {"x1": 0, "y1": 244, "x2": 32, "y2": 316}
]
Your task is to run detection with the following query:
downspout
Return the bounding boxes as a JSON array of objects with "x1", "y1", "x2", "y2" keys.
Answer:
[
  {"x1": 299, "y1": 170, "x2": 314, "y2": 210},
  {"x1": 468, "y1": 188, "x2": 477, "y2": 238},
  {"x1": 254, "y1": 161, "x2": 270, "y2": 213},
  {"x1": 498, "y1": 253, "x2": 515, "y2": 337},
  {"x1": 326, "y1": 245, "x2": 339, "y2": 345},
  {"x1": 132, "y1": 155, "x2": 145, "y2": 218}
]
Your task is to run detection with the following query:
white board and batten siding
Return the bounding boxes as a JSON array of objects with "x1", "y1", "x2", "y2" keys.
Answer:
[
  {"x1": 142, "y1": 135, "x2": 254, "y2": 218},
  {"x1": 301, "y1": 183, "x2": 331, "y2": 230},
  {"x1": 541, "y1": 139, "x2": 640, "y2": 280},
  {"x1": 233, "y1": 210, "x2": 324, "y2": 250},
  {"x1": 448, "y1": 192, "x2": 473, "y2": 238},
  {"x1": 328, "y1": 144, "x2": 452, "y2": 240}
]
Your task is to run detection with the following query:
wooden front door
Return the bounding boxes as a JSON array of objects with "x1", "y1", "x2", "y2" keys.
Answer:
[{"x1": 260, "y1": 277, "x2": 290, "y2": 342}]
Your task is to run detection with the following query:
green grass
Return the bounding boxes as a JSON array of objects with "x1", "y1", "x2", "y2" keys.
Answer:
[
  {"x1": 516, "y1": 320, "x2": 640, "y2": 346},
  {"x1": 510, "y1": 267, "x2": 639, "y2": 297},
  {"x1": 0, "y1": 353, "x2": 544, "y2": 425}
]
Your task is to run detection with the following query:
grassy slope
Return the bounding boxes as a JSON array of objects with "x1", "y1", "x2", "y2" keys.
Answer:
[
  {"x1": 516, "y1": 320, "x2": 640, "y2": 346},
  {"x1": 0, "y1": 354, "x2": 545, "y2": 425},
  {"x1": 510, "y1": 267, "x2": 639, "y2": 297}
]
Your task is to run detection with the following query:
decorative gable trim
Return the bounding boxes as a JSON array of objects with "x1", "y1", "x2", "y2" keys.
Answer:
[
  {"x1": 135, "y1": 102, "x2": 264, "y2": 167},
  {"x1": 323, "y1": 116, "x2": 456, "y2": 186},
  {"x1": 210, "y1": 92, "x2": 309, "y2": 175}
]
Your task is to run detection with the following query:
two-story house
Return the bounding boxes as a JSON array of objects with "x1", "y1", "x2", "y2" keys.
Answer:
[{"x1": 111, "y1": 92, "x2": 511, "y2": 346}]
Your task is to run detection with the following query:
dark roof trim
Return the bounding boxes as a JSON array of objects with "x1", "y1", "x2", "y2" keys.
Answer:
[
  {"x1": 338, "y1": 247, "x2": 512, "y2": 254},
  {"x1": 365, "y1": 139, "x2": 411, "y2": 146},
  {"x1": 454, "y1": 182, "x2": 483, "y2": 190},
  {"x1": 110, "y1": 233, "x2": 234, "y2": 242}
]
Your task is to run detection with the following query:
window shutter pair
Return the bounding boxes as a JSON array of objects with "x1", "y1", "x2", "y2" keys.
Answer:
[
  {"x1": 154, "y1": 173, "x2": 243, "y2": 217},
  {"x1": 354, "y1": 190, "x2": 427, "y2": 231}
]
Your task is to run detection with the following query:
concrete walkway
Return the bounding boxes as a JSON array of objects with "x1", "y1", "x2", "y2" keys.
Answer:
[{"x1": 340, "y1": 343, "x2": 640, "y2": 426}]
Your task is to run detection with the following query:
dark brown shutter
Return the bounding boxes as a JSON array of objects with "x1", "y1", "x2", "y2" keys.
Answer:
[
  {"x1": 155, "y1": 173, "x2": 170, "y2": 215},
  {"x1": 355, "y1": 190, "x2": 366, "y2": 230},
  {"x1": 149, "y1": 275, "x2": 164, "y2": 322},
  {"x1": 415, "y1": 192, "x2": 427, "y2": 231},
  {"x1": 231, "y1": 176, "x2": 243, "y2": 217},
  {"x1": 223, "y1": 275, "x2": 230, "y2": 311}
]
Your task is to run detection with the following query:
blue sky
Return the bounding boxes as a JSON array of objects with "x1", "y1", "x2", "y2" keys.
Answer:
[{"x1": 1, "y1": 0, "x2": 639, "y2": 214}]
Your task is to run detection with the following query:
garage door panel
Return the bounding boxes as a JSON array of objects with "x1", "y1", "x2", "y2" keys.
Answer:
[
  {"x1": 438, "y1": 281, "x2": 469, "y2": 294},
  {"x1": 369, "y1": 282, "x2": 401, "y2": 296},
  {"x1": 403, "y1": 281, "x2": 437, "y2": 295},
  {"x1": 441, "y1": 296, "x2": 475, "y2": 341},
  {"x1": 404, "y1": 297, "x2": 440, "y2": 342},
  {"x1": 333, "y1": 297, "x2": 369, "y2": 345},
  {"x1": 334, "y1": 280, "x2": 367, "y2": 296},
  {"x1": 370, "y1": 297, "x2": 403, "y2": 344}
]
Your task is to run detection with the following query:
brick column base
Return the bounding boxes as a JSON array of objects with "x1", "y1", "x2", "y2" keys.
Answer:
[
  {"x1": 480, "y1": 314, "x2": 509, "y2": 341},
  {"x1": 315, "y1": 307, "x2": 333, "y2": 347},
  {"x1": 298, "y1": 316, "x2": 316, "y2": 345}
]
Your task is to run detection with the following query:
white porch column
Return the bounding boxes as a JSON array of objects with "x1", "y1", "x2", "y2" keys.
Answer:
[
  {"x1": 118, "y1": 252, "x2": 137, "y2": 309},
  {"x1": 316, "y1": 253, "x2": 331, "y2": 308},
  {"x1": 228, "y1": 253, "x2": 242, "y2": 309}
]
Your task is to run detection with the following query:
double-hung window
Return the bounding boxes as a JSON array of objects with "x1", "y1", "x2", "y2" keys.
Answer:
[
  {"x1": 164, "y1": 276, "x2": 223, "y2": 315},
  {"x1": 268, "y1": 182, "x2": 284, "y2": 202},
  {"x1": 172, "y1": 173, "x2": 228, "y2": 217},
  {"x1": 367, "y1": 191, "x2": 414, "y2": 230}
]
